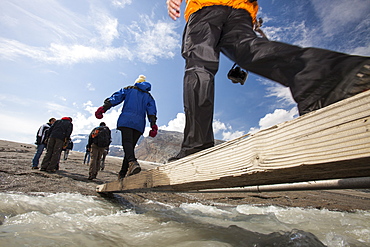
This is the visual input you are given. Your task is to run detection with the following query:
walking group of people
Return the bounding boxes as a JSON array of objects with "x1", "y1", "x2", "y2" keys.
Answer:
[
  {"x1": 31, "y1": 74, "x2": 158, "y2": 181},
  {"x1": 32, "y1": 0, "x2": 369, "y2": 182}
]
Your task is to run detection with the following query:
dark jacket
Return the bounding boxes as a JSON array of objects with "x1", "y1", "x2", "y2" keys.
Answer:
[
  {"x1": 87, "y1": 126, "x2": 111, "y2": 148},
  {"x1": 107, "y1": 82, "x2": 157, "y2": 133},
  {"x1": 48, "y1": 118, "x2": 73, "y2": 141}
]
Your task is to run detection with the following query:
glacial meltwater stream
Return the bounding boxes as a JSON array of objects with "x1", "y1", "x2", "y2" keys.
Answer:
[{"x1": 0, "y1": 192, "x2": 369, "y2": 247}]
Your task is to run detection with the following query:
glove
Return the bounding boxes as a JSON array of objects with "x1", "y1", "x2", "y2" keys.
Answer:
[
  {"x1": 149, "y1": 124, "x2": 158, "y2": 138},
  {"x1": 95, "y1": 106, "x2": 106, "y2": 119}
]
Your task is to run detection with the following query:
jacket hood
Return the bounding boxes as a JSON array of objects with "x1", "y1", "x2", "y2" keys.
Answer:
[{"x1": 135, "y1": 81, "x2": 151, "y2": 92}]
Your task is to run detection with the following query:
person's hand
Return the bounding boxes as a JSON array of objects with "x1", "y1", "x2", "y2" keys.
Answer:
[
  {"x1": 166, "y1": 0, "x2": 182, "y2": 21},
  {"x1": 149, "y1": 124, "x2": 158, "y2": 138},
  {"x1": 95, "y1": 106, "x2": 106, "y2": 119}
]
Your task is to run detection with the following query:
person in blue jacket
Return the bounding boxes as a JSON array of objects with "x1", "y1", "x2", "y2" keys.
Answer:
[{"x1": 95, "y1": 75, "x2": 158, "y2": 180}]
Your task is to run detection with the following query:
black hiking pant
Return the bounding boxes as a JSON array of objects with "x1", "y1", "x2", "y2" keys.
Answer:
[
  {"x1": 178, "y1": 5, "x2": 368, "y2": 158},
  {"x1": 118, "y1": 127, "x2": 142, "y2": 177},
  {"x1": 40, "y1": 137, "x2": 64, "y2": 171}
]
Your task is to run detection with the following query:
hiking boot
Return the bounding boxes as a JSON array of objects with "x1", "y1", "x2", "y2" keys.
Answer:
[
  {"x1": 127, "y1": 161, "x2": 141, "y2": 176},
  {"x1": 300, "y1": 62, "x2": 370, "y2": 115},
  {"x1": 168, "y1": 156, "x2": 181, "y2": 162},
  {"x1": 100, "y1": 165, "x2": 105, "y2": 171},
  {"x1": 167, "y1": 150, "x2": 188, "y2": 162},
  {"x1": 31, "y1": 166, "x2": 39, "y2": 170}
]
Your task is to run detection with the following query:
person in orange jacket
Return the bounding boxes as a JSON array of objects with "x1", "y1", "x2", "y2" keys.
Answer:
[{"x1": 166, "y1": 0, "x2": 370, "y2": 161}]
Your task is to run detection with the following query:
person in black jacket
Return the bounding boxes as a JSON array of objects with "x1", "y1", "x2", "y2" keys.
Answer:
[
  {"x1": 31, "y1": 118, "x2": 56, "y2": 169},
  {"x1": 40, "y1": 117, "x2": 73, "y2": 173}
]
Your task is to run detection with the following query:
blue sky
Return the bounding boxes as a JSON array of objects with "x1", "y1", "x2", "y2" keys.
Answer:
[{"x1": 1, "y1": 0, "x2": 369, "y2": 144}]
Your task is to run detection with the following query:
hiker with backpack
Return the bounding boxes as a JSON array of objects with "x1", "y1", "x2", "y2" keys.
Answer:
[
  {"x1": 95, "y1": 74, "x2": 158, "y2": 180},
  {"x1": 87, "y1": 122, "x2": 111, "y2": 180}
]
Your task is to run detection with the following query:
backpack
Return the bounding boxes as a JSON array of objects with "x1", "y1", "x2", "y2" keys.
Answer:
[{"x1": 92, "y1": 126, "x2": 111, "y2": 147}]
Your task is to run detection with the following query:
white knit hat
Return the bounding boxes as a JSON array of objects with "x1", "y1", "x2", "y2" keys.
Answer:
[{"x1": 135, "y1": 75, "x2": 146, "y2": 83}]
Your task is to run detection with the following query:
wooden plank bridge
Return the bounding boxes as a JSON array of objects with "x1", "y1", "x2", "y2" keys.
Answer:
[{"x1": 97, "y1": 90, "x2": 370, "y2": 193}]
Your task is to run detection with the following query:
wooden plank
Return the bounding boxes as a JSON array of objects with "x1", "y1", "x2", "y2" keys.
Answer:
[{"x1": 97, "y1": 90, "x2": 370, "y2": 193}]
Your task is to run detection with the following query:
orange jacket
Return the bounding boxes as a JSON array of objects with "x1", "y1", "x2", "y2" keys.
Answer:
[{"x1": 184, "y1": 0, "x2": 259, "y2": 23}]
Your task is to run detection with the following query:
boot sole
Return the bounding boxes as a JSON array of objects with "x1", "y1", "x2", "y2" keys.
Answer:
[{"x1": 128, "y1": 166, "x2": 141, "y2": 176}]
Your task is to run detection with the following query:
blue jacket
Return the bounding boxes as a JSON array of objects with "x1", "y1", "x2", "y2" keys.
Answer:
[{"x1": 108, "y1": 82, "x2": 157, "y2": 133}]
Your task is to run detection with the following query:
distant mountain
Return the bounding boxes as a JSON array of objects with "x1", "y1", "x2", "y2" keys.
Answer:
[
  {"x1": 135, "y1": 130, "x2": 183, "y2": 163},
  {"x1": 71, "y1": 129, "x2": 224, "y2": 164}
]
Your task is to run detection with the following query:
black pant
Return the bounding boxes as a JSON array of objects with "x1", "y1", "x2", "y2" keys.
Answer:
[
  {"x1": 118, "y1": 127, "x2": 142, "y2": 177},
  {"x1": 40, "y1": 137, "x2": 64, "y2": 171},
  {"x1": 179, "y1": 5, "x2": 367, "y2": 157}
]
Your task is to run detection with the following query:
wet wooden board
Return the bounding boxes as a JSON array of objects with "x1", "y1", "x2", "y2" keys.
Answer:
[{"x1": 97, "y1": 90, "x2": 370, "y2": 193}]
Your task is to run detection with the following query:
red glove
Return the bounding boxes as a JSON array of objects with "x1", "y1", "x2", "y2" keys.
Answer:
[
  {"x1": 149, "y1": 125, "x2": 158, "y2": 138},
  {"x1": 95, "y1": 106, "x2": 106, "y2": 119}
]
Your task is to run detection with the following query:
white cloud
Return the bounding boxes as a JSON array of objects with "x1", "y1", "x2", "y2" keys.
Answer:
[
  {"x1": 58, "y1": 96, "x2": 67, "y2": 101},
  {"x1": 348, "y1": 45, "x2": 370, "y2": 57},
  {"x1": 72, "y1": 101, "x2": 120, "y2": 135},
  {"x1": 46, "y1": 43, "x2": 132, "y2": 64},
  {"x1": 160, "y1": 113, "x2": 185, "y2": 132},
  {"x1": 0, "y1": 38, "x2": 133, "y2": 64},
  {"x1": 0, "y1": 16, "x2": 179, "y2": 65},
  {"x1": 44, "y1": 102, "x2": 74, "y2": 116},
  {"x1": 0, "y1": 2, "x2": 179, "y2": 65},
  {"x1": 213, "y1": 119, "x2": 227, "y2": 134},
  {"x1": 126, "y1": 16, "x2": 180, "y2": 64},
  {"x1": 159, "y1": 113, "x2": 246, "y2": 141},
  {"x1": 111, "y1": 0, "x2": 132, "y2": 8},
  {"x1": 250, "y1": 107, "x2": 298, "y2": 134},
  {"x1": 86, "y1": 83, "x2": 95, "y2": 91},
  {"x1": 0, "y1": 95, "x2": 120, "y2": 143},
  {"x1": 90, "y1": 10, "x2": 119, "y2": 46},
  {"x1": 222, "y1": 130, "x2": 245, "y2": 141},
  {"x1": 263, "y1": 21, "x2": 313, "y2": 47},
  {"x1": 0, "y1": 113, "x2": 41, "y2": 143},
  {"x1": 310, "y1": 0, "x2": 370, "y2": 37},
  {"x1": 0, "y1": 93, "x2": 29, "y2": 106},
  {"x1": 264, "y1": 81, "x2": 296, "y2": 106},
  {"x1": 0, "y1": 0, "x2": 90, "y2": 45}
]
